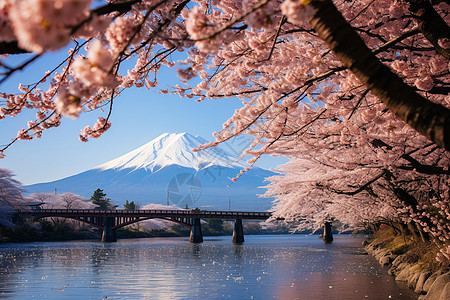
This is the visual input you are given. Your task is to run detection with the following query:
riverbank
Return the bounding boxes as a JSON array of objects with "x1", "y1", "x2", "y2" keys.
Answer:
[
  {"x1": 0, "y1": 223, "x2": 100, "y2": 243},
  {"x1": 364, "y1": 227, "x2": 449, "y2": 300}
]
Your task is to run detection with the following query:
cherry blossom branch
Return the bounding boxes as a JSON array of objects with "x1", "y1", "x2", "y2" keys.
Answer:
[
  {"x1": 195, "y1": 104, "x2": 274, "y2": 150},
  {"x1": 309, "y1": 0, "x2": 450, "y2": 150},
  {"x1": 196, "y1": 0, "x2": 271, "y2": 41},
  {"x1": 296, "y1": 27, "x2": 422, "y2": 90},
  {"x1": 1, "y1": 110, "x2": 59, "y2": 146},
  {"x1": 347, "y1": 0, "x2": 376, "y2": 24},
  {"x1": 318, "y1": 169, "x2": 388, "y2": 196},
  {"x1": 405, "y1": 0, "x2": 450, "y2": 59},
  {"x1": 0, "y1": 41, "x2": 86, "y2": 154},
  {"x1": 208, "y1": 49, "x2": 252, "y2": 82},
  {"x1": 137, "y1": 47, "x2": 176, "y2": 73},
  {"x1": 283, "y1": 108, "x2": 327, "y2": 137},
  {"x1": 119, "y1": 1, "x2": 189, "y2": 66},
  {"x1": 372, "y1": 28, "x2": 420, "y2": 54},
  {"x1": 0, "y1": 53, "x2": 41, "y2": 85},
  {"x1": 192, "y1": 88, "x2": 268, "y2": 99},
  {"x1": 347, "y1": 89, "x2": 369, "y2": 120},
  {"x1": 71, "y1": 0, "x2": 141, "y2": 35},
  {"x1": 232, "y1": 108, "x2": 290, "y2": 181},
  {"x1": 371, "y1": 138, "x2": 449, "y2": 175},
  {"x1": 264, "y1": 16, "x2": 287, "y2": 61},
  {"x1": 397, "y1": 159, "x2": 450, "y2": 175},
  {"x1": 1, "y1": 40, "x2": 87, "y2": 114},
  {"x1": 109, "y1": 0, "x2": 173, "y2": 73},
  {"x1": 92, "y1": 96, "x2": 114, "y2": 135}
]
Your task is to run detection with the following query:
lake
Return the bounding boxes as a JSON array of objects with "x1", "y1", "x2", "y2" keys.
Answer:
[{"x1": 0, "y1": 235, "x2": 417, "y2": 299}]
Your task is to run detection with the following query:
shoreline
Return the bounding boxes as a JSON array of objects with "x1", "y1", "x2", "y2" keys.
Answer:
[{"x1": 364, "y1": 240, "x2": 449, "y2": 300}]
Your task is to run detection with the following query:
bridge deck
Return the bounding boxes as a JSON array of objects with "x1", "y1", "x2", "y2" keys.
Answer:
[{"x1": 28, "y1": 209, "x2": 272, "y2": 220}]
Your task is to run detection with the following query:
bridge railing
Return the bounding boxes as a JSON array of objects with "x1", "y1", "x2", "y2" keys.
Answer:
[{"x1": 27, "y1": 209, "x2": 272, "y2": 219}]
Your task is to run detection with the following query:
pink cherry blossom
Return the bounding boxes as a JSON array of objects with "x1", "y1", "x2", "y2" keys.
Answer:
[
  {"x1": 281, "y1": 0, "x2": 314, "y2": 25},
  {"x1": 54, "y1": 89, "x2": 82, "y2": 119}
]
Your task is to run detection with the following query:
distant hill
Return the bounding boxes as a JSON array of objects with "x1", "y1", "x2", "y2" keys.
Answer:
[{"x1": 25, "y1": 133, "x2": 276, "y2": 211}]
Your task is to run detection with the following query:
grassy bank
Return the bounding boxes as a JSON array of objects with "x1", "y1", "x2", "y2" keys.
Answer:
[
  {"x1": 365, "y1": 225, "x2": 449, "y2": 300},
  {"x1": 369, "y1": 226, "x2": 447, "y2": 272}
]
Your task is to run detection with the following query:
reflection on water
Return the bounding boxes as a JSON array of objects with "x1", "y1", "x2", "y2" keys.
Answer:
[{"x1": 0, "y1": 235, "x2": 416, "y2": 299}]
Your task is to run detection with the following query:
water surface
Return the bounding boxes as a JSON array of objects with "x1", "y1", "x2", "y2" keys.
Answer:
[{"x1": 0, "y1": 235, "x2": 416, "y2": 299}]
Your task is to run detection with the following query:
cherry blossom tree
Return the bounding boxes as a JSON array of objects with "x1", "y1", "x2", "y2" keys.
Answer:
[
  {"x1": 0, "y1": 168, "x2": 23, "y2": 205},
  {"x1": 29, "y1": 192, "x2": 94, "y2": 227},
  {"x1": 263, "y1": 124, "x2": 449, "y2": 241},
  {"x1": 0, "y1": 0, "x2": 448, "y2": 254},
  {"x1": 29, "y1": 192, "x2": 94, "y2": 210},
  {"x1": 0, "y1": 168, "x2": 27, "y2": 227}
]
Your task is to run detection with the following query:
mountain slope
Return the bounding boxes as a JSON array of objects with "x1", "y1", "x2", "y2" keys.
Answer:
[{"x1": 25, "y1": 133, "x2": 276, "y2": 211}]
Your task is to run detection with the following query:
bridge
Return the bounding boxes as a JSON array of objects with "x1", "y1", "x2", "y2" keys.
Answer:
[{"x1": 24, "y1": 209, "x2": 273, "y2": 243}]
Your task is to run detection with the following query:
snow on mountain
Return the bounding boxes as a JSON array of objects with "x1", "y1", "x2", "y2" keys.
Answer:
[
  {"x1": 95, "y1": 133, "x2": 238, "y2": 172},
  {"x1": 25, "y1": 133, "x2": 276, "y2": 211}
]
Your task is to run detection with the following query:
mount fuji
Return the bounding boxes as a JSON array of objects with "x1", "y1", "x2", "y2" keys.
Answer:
[{"x1": 24, "y1": 133, "x2": 276, "y2": 211}]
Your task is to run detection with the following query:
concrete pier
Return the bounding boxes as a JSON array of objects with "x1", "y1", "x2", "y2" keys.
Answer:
[
  {"x1": 102, "y1": 217, "x2": 117, "y2": 242},
  {"x1": 232, "y1": 219, "x2": 244, "y2": 244},
  {"x1": 189, "y1": 218, "x2": 203, "y2": 243},
  {"x1": 323, "y1": 221, "x2": 333, "y2": 243}
]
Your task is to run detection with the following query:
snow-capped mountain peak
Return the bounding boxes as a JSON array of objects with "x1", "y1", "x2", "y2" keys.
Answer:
[
  {"x1": 95, "y1": 132, "x2": 238, "y2": 172},
  {"x1": 26, "y1": 132, "x2": 277, "y2": 210}
]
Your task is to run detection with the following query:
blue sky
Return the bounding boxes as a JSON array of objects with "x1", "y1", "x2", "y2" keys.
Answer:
[{"x1": 0, "y1": 46, "x2": 287, "y2": 185}]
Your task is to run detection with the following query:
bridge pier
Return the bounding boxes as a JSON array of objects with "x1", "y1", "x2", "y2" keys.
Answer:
[
  {"x1": 323, "y1": 221, "x2": 333, "y2": 243},
  {"x1": 102, "y1": 217, "x2": 117, "y2": 242},
  {"x1": 232, "y1": 219, "x2": 244, "y2": 244},
  {"x1": 189, "y1": 218, "x2": 203, "y2": 243}
]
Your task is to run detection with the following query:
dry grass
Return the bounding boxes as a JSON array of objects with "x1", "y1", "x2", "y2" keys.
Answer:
[{"x1": 370, "y1": 224, "x2": 448, "y2": 272}]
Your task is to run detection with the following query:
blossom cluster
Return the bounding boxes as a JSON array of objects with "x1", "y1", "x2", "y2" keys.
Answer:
[{"x1": 3, "y1": 0, "x2": 91, "y2": 53}]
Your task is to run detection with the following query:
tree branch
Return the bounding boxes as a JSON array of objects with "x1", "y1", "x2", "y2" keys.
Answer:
[
  {"x1": 0, "y1": 41, "x2": 28, "y2": 55},
  {"x1": 321, "y1": 169, "x2": 388, "y2": 196},
  {"x1": 71, "y1": 0, "x2": 142, "y2": 35},
  {"x1": 399, "y1": 154, "x2": 450, "y2": 175},
  {"x1": 405, "y1": 0, "x2": 450, "y2": 59},
  {"x1": 371, "y1": 138, "x2": 450, "y2": 175}
]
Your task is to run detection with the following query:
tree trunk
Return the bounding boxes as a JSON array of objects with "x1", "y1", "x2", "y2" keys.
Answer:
[
  {"x1": 398, "y1": 222, "x2": 409, "y2": 236},
  {"x1": 416, "y1": 222, "x2": 430, "y2": 243},
  {"x1": 309, "y1": 0, "x2": 450, "y2": 151},
  {"x1": 406, "y1": 0, "x2": 450, "y2": 59},
  {"x1": 389, "y1": 221, "x2": 400, "y2": 236},
  {"x1": 407, "y1": 222, "x2": 421, "y2": 241}
]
